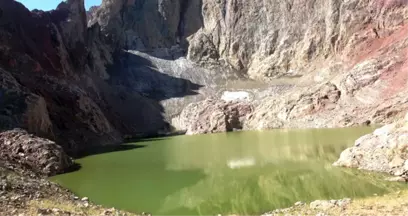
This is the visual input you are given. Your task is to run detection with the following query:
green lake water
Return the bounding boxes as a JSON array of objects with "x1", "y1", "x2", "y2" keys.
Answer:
[{"x1": 51, "y1": 127, "x2": 406, "y2": 215}]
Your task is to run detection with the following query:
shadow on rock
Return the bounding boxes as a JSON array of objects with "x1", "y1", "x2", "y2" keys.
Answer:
[
  {"x1": 64, "y1": 162, "x2": 82, "y2": 174},
  {"x1": 88, "y1": 0, "x2": 204, "y2": 61},
  {"x1": 107, "y1": 50, "x2": 204, "y2": 101}
]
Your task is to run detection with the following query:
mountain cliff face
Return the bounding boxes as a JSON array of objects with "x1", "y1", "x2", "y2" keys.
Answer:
[
  {"x1": 88, "y1": 0, "x2": 203, "y2": 51},
  {"x1": 188, "y1": 0, "x2": 408, "y2": 80},
  {"x1": 0, "y1": 0, "x2": 173, "y2": 155},
  {"x1": 0, "y1": 0, "x2": 407, "y2": 156},
  {"x1": 0, "y1": 0, "x2": 238, "y2": 156},
  {"x1": 89, "y1": 0, "x2": 408, "y2": 79}
]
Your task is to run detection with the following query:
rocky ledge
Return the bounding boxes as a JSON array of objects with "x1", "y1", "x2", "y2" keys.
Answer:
[
  {"x1": 0, "y1": 129, "x2": 73, "y2": 176},
  {"x1": 172, "y1": 99, "x2": 253, "y2": 135},
  {"x1": 334, "y1": 112, "x2": 408, "y2": 180}
]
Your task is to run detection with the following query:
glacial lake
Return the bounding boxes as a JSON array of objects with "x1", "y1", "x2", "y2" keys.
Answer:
[{"x1": 51, "y1": 127, "x2": 405, "y2": 215}]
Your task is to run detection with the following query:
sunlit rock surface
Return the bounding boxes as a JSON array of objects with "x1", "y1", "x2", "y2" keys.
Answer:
[{"x1": 334, "y1": 113, "x2": 408, "y2": 178}]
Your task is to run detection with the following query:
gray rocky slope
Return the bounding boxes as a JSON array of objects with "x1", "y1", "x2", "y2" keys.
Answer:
[{"x1": 0, "y1": 0, "x2": 407, "y2": 162}]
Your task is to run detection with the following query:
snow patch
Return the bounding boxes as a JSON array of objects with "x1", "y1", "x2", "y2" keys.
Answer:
[
  {"x1": 221, "y1": 91, "x2": 250, "y2": 102},
  {"x1": 227, "y1": 158, "x2": 256, "y2": 169}
]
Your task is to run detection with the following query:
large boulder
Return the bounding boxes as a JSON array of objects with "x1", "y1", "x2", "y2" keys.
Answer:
[
  {"x1": 0, "y1": 129, "x2": 73, "y2": 176},
  {"x1": 334, "y1": 113, "x2": 408, "y2": 177},
  {"x1": 173, "y1": 99, "x2": 253, "y2": 135},
  {"x1": 244, "y1": 83, "x2": 342, "y2": 130}
]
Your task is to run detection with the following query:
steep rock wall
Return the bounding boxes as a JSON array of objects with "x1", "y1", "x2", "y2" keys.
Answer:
[
  {"x1": 189, "y1": 0, "x2": 408, "y2": 80},
  {"x1": 88, "y1": 0, "x2": 203, "y2": 50},
  {"x1": 168, "y1": 0, "x2": 408, "y2": 133},
  {"x1": 0, "y1": 0, "x2": 240, "y2": 155},
  {"x1": 90, "y1": 0, "x2": 408, "y2": 81},
  {"x1": 0, "y1": 0, "x2": 174, "y2": 155}
]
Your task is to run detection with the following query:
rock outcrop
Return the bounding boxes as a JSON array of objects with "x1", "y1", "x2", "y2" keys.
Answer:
[
  {"x1": 244, "y1": 83, "x2": 343, "y2": 130},
  {"x1": 334, "y1": 112, "x2": 408, "y2": 178},
  {"x1": 173, "y1": 99, "x2": 253, "y2": 135},
  {"x1": 0, "y1": 129, "x2": 73, "y2": 176}
]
